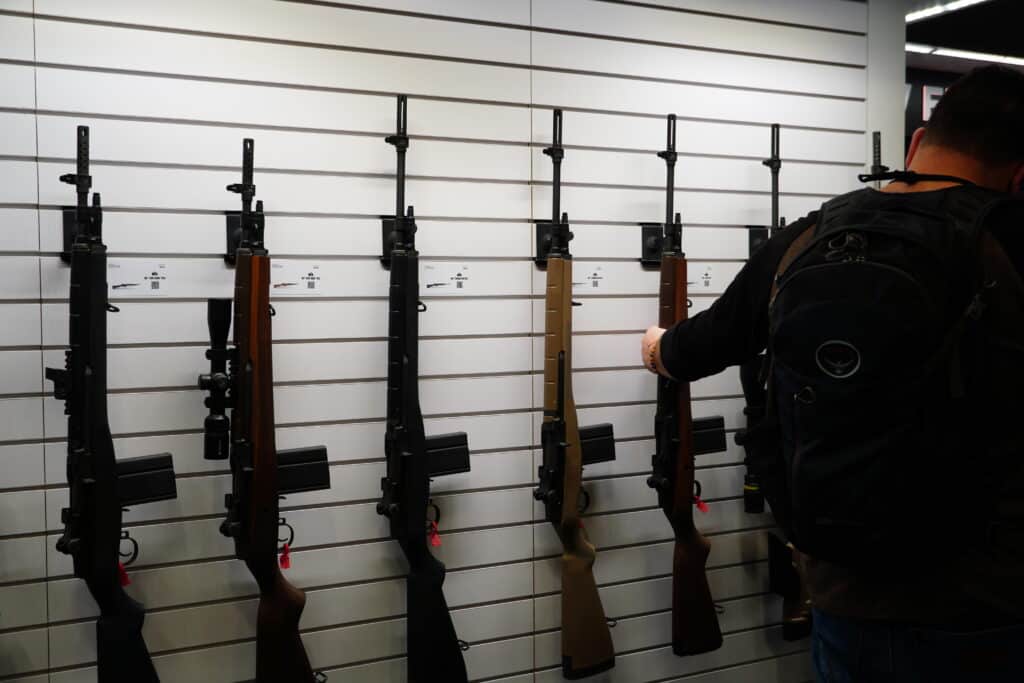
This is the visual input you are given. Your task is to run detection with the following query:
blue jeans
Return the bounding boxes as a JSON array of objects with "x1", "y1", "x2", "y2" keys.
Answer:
[{"x1": 812, "y1": 609, "x2": 1024, "y2": 682}]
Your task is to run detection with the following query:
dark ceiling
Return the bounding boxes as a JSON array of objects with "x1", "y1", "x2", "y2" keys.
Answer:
[{"x1": 907, "y1": 0, "x2": 1024, "y2": 58}]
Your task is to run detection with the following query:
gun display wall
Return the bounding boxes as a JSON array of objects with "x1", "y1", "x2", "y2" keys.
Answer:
[{"x1": 0, "y1": 1, "x2": 872, "y2": 681}]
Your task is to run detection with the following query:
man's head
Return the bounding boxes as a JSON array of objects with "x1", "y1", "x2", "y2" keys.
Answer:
[{"x1": 906, "y1": 66, "x2": 1024, "y2": 193}]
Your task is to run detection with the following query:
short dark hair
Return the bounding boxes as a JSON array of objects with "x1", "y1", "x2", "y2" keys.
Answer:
[{"x1": 923, "y1": 65, "x2": 1024, "y2": 166}]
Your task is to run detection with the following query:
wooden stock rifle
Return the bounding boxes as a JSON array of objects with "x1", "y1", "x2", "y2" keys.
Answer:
[
  {"x1": 534, "y1": 108, "x2": 618, "y2": 679},
  {"x1": 643, "y1": 114, "x2": 727, "y2": 656},
  {"x1": 198, "y1": 138, "x2": 331, "y2": 682}
]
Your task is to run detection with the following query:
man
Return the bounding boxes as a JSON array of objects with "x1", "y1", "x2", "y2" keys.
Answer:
[{"x1": 641, "y1": 66, "x2": 1024, "y2": 682}]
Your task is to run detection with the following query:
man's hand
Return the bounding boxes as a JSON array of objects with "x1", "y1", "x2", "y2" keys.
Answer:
[{"x1": 641, "y1": 326, "x2": 672, "y2": 378}]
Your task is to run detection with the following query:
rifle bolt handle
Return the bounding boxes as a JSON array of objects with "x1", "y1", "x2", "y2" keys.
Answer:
[
  {"x1": 376, "y1": 502, "x2": 398, "y2": 517},
  {"x1": 647, "y1": 475, "x2": 670, "y2": 491}
]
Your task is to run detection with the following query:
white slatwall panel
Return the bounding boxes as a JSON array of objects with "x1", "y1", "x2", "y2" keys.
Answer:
[{"x1": 0, "y1": 0, "x2": 873, "y2": 679}]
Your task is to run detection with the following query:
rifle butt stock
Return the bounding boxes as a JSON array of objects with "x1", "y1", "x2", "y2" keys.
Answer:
[
  {"x1": 407, "y1": 557, "x2": 468, "y2": 682},
  {"x1": 560, "y1": 525, "x2": 615, "y2": 679},
  {"x1": 255, "y1": 570, "x2": 317, "y2": 682},
  {"x1": 671, "y1": 531, "x2": 723, "y2": 656},
  {"x1": 95, "y1": 591, "x2": 158, "y2": 682}
]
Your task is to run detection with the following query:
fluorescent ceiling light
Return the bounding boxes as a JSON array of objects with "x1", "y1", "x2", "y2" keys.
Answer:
[
  {"x1": 906, "y1": 42, "x2": 1024, "y2": 67},
  {"x1": 906, "y1": 0, "x2": 993, "y2": 24}
]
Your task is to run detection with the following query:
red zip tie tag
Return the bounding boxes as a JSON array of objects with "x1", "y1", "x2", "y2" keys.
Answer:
[
  {"x1": 118, "y1": 562, "x2": 131, "y2": 587},
  {"x1": 694, "y1": 495, "x2": 709, "y2": 514},
  {"x1": 279, "y1": 543, "x2": 291, "y2": 570},
  {"x1": 428, "y1": 520, "x2": 442, "y2": 547}
]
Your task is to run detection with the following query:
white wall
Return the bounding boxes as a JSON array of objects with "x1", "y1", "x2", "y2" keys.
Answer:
[{"x1": 0, "y1": 1, "x2": 882, "y2": 680}]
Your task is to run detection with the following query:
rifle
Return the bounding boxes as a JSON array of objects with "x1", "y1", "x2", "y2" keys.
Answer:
[
  {"x1": 534, "y1": 108, "x2": 618, "y2": 680},
  {"x1": 735, "y1": 123, "x2": 812, "y2": 641},
  {"x1": 869, "y1": 131, "x2": 889, "y2": 190},
  {"x1": 45, "y1": 126, "x2": 178, "y2": 682},
  {"x1": 643, "y1": 114, "x2": 727, "y2": 656},
  {"x1": 197, "y1": 138, "x2": 332, "y2": 682},
  {"x1": 375, "y1": 95, "x2": 473, "y2": 683}
]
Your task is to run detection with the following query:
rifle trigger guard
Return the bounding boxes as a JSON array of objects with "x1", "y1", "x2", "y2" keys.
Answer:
[
  {"x1": 277, "y1": 517, "x2": 295, "y2": 547},
  {"x1": 106, "y1": 303, "x2": 120, "y2": 313},
  {"x1": 607, "y1": 618, "x2": 618, "y2": 628},
  {"x1": 578, "y1": 488, "x2": 591, "y2": 514},
  {"x1": 693, "y1": 480, "x2": 702, "y2": 499},
  {"x1": 418, "y1": 300, "x2": 427, "y2": 312},
  {"x1": 426, "y1": 500, "x2": 441, "y2": 526},
  {"x1": 687, "y1": 298, "x2": 693, "y2": 309},
  {"x1": 119, "y1": 530, "x2": 140, "y2": 566},
  {"x1": 458, "y1": 639, "x2": 471, "y2": 652},
  {"x1": 268, "y1": 304, "x2": 276, "y2": 317}
]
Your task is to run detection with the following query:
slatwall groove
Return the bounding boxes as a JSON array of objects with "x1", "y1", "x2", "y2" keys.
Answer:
[{"x1": 0, "y1": 0, "x2": 876, "y2": 678}]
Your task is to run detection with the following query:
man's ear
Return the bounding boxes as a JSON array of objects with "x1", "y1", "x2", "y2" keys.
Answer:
[{"x1": 906, "y1": 127, "x2": 927, "y2": 168}]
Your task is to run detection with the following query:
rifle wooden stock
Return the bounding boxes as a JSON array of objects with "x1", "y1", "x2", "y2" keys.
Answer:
[
  {"x1": 235, "y1": 252, "x2": 317, "y2": 682},
  {"x1": 255, "y1": 570, "x2": 314, "y2": 680},
  {"x1": 656, "y1": 254, "x2": 723, "y2": 656},
  {"x1": 544, "y1": 257, "x2": 616, "y2": 679}
]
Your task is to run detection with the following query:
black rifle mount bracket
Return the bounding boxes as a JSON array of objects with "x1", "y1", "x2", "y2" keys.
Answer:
[
  {"x1": 639, "y1": 223, "x2": 665, "y2": 268},
  {"x1": 534, "y1": 220, "x2": 555, "y2": 268},
  {"x1": 58, "y1": 207, "x2": 78, "y2": 264},
  {"x1": 223, "y1": 211, "x2": 243, "y2": 266},
  {"x1": 748, "y1": 226, "x2": 770, "y2": 257},
  {"x1": 380, "y1": 216, "x2": 399, "y2": 269}
]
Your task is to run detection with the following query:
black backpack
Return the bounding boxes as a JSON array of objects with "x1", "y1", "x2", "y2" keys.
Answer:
[{"x1": 765, "y1": 185, "x2": 1024, "y2": 568}]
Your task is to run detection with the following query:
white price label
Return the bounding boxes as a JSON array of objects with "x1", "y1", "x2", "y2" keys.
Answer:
[
  {"x1": 108, "y1": 260, "x2": 171, "y2": 297},
  {"x1": 573, "y1": 265, "x2": 606, "y2": 290},
  {"x1": 423, "y1": 263, "x2": 472, "y2": 295},
  {"x1": 271, "y1": 262, "x2": 324, "y2": 296}
]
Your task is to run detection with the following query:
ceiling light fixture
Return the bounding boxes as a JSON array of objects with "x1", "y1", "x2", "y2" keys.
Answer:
[
  {"x1": 906, "y1": 0, "x2": 994, "y2": 24},
  {"x1": 905, "y1": 42, "x2": 1024, "y2": 67}
]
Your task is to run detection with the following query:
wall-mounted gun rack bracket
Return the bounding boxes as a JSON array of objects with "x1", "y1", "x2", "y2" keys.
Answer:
[
  {"x1": 534, "y1": 220, "x2": 556, "y2": 268},
  {"x1": 426, "y1": 432, "x2": 472, "y2": 477},
  {"x1": 58, "y1": 207, "x2": 77, "y2": 264},
  {"x1": 223, "y1": 211, "x2": 243, "y2": 266},
  {"x1": 639, "y1": 223, "x2": 666, "y2": 268},
  {"x1": 379, "y1": 216, "x2": 399, "y2": 269},
  {"x1": 748, "y1": 226, "x2": 770, "y2": 258}
]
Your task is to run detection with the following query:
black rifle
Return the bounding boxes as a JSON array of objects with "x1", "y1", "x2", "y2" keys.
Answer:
[
  {"x1": 869, "y1": 131, "x2": 889, "y2": 189},
  {"x1": 376, "y1": 95, "x2": 472, "y2": 683},
  {"x1": 198, "y1": 139, "x2": 332, "y2": 682},
  {"x1": 45, "y1": 126, "x2": 178, "y2": 682},
  {"x1": 735, "y1": 123, "x2": 811, "y2": 641}
]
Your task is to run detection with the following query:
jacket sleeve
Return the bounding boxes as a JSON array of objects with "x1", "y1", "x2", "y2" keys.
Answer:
[{"x1": 659, "y1": 213, "x2": 817, "y2": 382}]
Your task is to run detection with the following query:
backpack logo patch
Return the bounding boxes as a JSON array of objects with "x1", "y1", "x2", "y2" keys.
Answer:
[{"x1": 815, "y1": 340, "x2": 861, "y2": 379}]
